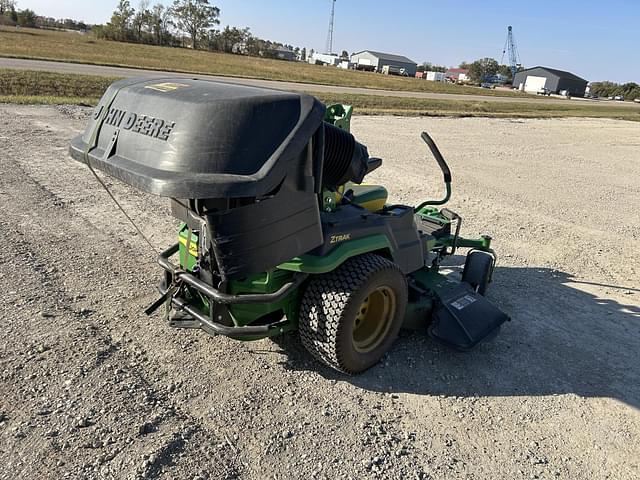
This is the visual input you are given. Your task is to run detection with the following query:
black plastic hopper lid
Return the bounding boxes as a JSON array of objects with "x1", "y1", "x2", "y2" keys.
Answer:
[{"x1": 68, "y1": 77, "x2": 326, "y2": 198}]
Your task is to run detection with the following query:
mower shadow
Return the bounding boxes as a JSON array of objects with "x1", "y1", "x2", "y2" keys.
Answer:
[{"x1": 277, "y1": 263, "x2": 640, "y2": 409}]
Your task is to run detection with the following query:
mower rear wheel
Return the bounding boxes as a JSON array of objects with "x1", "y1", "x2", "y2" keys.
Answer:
[{"x1": 299, "y1": 254, "x2": 407, "y2": 374}]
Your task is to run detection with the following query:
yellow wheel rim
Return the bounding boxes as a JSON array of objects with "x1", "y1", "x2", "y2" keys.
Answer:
[{"x1": 352, "y1": 286, "x2": 397, "y2": 353}]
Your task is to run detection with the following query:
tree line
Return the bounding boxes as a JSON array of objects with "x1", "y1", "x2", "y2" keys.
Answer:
[
  {"x1": 417, "y1": 58, "x2": 515, "y2": 83},
  {"x1": 417, "y1": 62, "x2": 447, "y2": 73},
  {"x1": 0, "y1": 0, "x2": 86, "y2": 30},
  {"x1": 93, "y1": 0, "x2": 305, "y2": 59},
  {"x1": 590, "y1": 81, "x2": 640, "y2": 100},
  {"x1": 1, "y1": 0, "x2": 34, "y2": 28},
  {"x1": 459, "y1": 58, "x2": 515, "y2": 83},
  {"x1": 1, "y1": 0, "x2": 306, "y2": 60}
]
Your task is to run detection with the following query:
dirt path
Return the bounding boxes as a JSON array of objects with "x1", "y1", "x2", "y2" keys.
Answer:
[{"x1": 0, "y1": 105, "x2": 638, "y2": 480}]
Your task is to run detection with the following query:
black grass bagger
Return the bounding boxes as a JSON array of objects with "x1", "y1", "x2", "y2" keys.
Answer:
[{"x1": 69, "y1": 77, "x2": 509, "y2": 374}]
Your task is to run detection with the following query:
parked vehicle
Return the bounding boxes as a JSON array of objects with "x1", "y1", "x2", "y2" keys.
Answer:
[
  {"x1": 382, "y1": 65, "x2": 404, "y2": 76},
  {"x1": 381, "y1": 65, "x2": 409, "y2": 77},
  {"x1": 68, "y1": 79, "x2": 509, "y2": 374}
]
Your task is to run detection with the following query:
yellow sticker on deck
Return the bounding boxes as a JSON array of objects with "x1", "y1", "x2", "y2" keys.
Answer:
[{"x1": 144, "y1": 82, "x2": 190, "y2": 92}]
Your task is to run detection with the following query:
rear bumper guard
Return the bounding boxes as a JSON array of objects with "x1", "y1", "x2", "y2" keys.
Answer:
[{"x1": 151, "y1": 243, "x2": 307, "y2": 338}]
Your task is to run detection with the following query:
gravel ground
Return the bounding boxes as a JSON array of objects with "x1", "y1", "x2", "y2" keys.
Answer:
[{"x1": 0, "y1": 105, "x2": 638, "y2": 480}]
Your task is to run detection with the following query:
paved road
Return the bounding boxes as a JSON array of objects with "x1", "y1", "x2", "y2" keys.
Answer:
[{"x1": 4, "y1": 56, "x2": 638, "y2": 108}]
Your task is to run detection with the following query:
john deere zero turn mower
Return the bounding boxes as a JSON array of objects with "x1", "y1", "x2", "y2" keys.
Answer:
[{"x1": 69, "y1": 78, "x2": 509, "y2": 374}]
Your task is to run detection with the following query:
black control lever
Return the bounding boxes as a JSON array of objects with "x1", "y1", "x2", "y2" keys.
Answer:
[
  {"x1": 420, "y1": 132, "x2": 452, "y2": 183},
  {"x1": 415, "y1": 132, "x2": 452, "y2": 210}
]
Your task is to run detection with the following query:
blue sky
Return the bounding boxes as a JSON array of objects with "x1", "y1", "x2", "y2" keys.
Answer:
[{"x1": 17, "y1": 0, "x2": 640, "y2": 83}]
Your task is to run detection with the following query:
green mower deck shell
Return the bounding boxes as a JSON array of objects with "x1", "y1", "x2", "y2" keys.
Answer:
[{"x1": 411, "y1": 265, "x2": 459, "y2": 293}]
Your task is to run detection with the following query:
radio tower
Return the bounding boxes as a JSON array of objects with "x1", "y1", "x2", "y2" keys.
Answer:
[
  {"x1": 325, "y1": 0, "x2": 336, "y2": 54},
  {"x1": 501, "y1": 26, "x2": 521, "y2": 78}
]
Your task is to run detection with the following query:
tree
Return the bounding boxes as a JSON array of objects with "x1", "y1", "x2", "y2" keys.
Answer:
[
  {"x1": 246, "y1": 35, "x2": 266, "y2": 56},
  {"x1": 620, "y1": 82, "x2": 640, "y2": 99},
  {"x1": 418, "y1": 62, "x2": 446, "y2": 73},
  {"x1": 17, "y1": 8, "x2": 36, "y2": 27},
  {"x1": 132, "y1": 0, "x2": 151, "y2": 41},
  {"x1": 497, "y1": 64, "x2": 513, "y2": 82},
  {"x1": 468, "y1": 57, "x2": 499, "y2": 82},
  {"x1": 590, "y1": 81, "x2": 640, "y2": 100},
  {"x1": 150, "y1": 3, "x2": 173, "y2": 45},
  {"x1": 171, "y1": 0, "x2": 220, "y2": 49},
  {"x1": 0, "y1": 0, "x2": 15, "y2": 15},
  {"x1": 215, "y1": 25, "x2": 249, "y2": 53},
  {"x1": 340, "y1": 49, "x2": 349, "y2": 60},
  {"x1": 108, "y1": 0, "x2": 135, "y2": 41}
]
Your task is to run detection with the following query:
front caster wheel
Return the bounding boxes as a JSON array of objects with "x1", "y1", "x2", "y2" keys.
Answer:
[{"x1": 461, "y1": 250, "x2": 494, "y2": 295}]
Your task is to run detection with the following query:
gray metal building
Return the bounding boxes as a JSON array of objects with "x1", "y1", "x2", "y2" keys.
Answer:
[
  {"x1": 513, "y1": 66, "x2": 588, "y2": 96},
  {"x1": 350, "y1": 50, "x2": 417, "y2": 76}
]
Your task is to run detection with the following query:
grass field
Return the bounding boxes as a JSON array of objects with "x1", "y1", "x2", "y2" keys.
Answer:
[
  {"x1": 2, "y1": 69, "x2": 639, "y2": 122},
  {"x1": 0, "y1": 25, "x2": 529, "y2": 98}
]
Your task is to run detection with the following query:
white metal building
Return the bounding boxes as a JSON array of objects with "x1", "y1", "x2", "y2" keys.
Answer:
[{"x1": 309, "y1": 53, "x2": 341, "y2": 66}]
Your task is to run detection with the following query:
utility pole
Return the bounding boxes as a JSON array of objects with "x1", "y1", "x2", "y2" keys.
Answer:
[{"x1": 325, "y1": 0, "x2": 336, "y2": 54}]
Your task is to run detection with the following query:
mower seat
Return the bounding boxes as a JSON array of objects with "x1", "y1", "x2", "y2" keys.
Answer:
[{"x1": 346, "y1": 183, "x2": 388, "y2": 212}]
